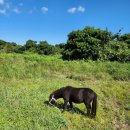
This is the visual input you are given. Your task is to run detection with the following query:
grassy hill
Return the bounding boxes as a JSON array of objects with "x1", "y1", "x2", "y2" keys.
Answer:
[{"x1": 0, "y1": 53, "x2": 130, "y2": 130}]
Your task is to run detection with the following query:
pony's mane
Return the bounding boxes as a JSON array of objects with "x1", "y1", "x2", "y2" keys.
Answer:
[{"x1": 53, "y1": 87, "x2": 65, "y2": 94}]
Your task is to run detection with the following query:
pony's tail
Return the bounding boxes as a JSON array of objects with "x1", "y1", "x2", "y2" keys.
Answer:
[{"x1": 91, "y1": 93, "x2": 97, "y2": 117}]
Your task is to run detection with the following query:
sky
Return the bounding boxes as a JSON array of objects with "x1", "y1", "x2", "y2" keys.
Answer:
[{"x1": 0, "y1": 0, "x2": 130, "y2": 45}]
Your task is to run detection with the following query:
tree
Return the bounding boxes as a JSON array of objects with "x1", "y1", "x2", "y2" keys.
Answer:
[
  {"x1": 37, "y1": 41, "x2": 55, "y2": 55},
  {"x1": 24, "y1": 40, "x2": 37, "y2": 52},
  {"x1": 5, "y1": 42, "x2": 17, "y2": 53},
  {"x1": 118, "y1": 33, "x2": 130, "y2": 48},
  {"x1": 105, "y1": 41, "x2": 130, "y2": 62},
  {"x1": 55, "y1": 43, "x2": 66, "y2": 54},
  {"x1": 55, "y1": 43, "x2": 65, "y2": 49},
  {"x1": 0, "y1": 40, "x2": 7, "y2": 50},
  {"x1": 62, "y1": 26, "x2": 130, "y2": 62},
  {"x1": 62, "y1": 26, "x2": 112, "y2": 60},
  {"x1": 14, "y1": 45, "x2": 25, "y2": 53}
]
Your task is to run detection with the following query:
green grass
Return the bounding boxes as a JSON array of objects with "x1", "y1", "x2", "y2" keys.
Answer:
[{"x1": 0, "y1": 53, "x2": 130, "y2": 130}]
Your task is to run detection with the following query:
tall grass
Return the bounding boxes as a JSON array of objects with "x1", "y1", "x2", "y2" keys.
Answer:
[{"x1": 0, "y1": 53, "x2": 130, "y2": 130}]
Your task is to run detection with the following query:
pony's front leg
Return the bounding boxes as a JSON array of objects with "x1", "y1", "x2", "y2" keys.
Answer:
[
  {"x1": 69, "y1": 101, "x2": 73, "y2": 109},
  {"x1": 63, "y1": 100, "x2": 69, "y2": 110}
]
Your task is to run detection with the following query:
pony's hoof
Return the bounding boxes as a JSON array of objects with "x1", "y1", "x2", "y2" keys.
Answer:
[
  {"x1": 90, "y1": 114, "x2": 96, "y2": 118},
  {"x1": 68, "y1": 108, "x2": 73, "y2": 111}
]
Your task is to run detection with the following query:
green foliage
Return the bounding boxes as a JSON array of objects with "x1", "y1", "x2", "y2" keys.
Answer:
[
  {"x1": 0, "y1": 26, "x2": 130, "y2": 62},
  {"x1": 104, "y1": 41, "x2": 130, "y2": 62},
  {"x1": 55, "y1": 43, "x2": 66, "y2": 54},
  {"x1": 24, "y1": 40, "x2": 37, "y2": 52},
  {"x1": 37, "y1": 41, "x2": 55, "y2": 55},
  {"x1": 15, "y1": 45, "x2": 25, "y2": 53},
  {"x1": 62, "y1": 26, "x2": 130, "y2": 62},
  {"x1": 119, "y1": 33, "x2": 130, "y2": 48},
  {"x1": 0, "y1": 54, "x2": 130, "y2": 130},
  {"x1": 62, "y1": 26, "x2": 112, "y2": 60},
  {"x1": 56, "y1": 43, "x2": 65, "y2": 49},
  {"x1": 0, "y1": 40, "x2": 6, "y2": 50},
  {"x1": 0, "y1": 40, "x2": 16, "y2": 53},
  {"x1": 0, "y1": 40, "x2": 25, "y2": 54},
  {"x1": 0, "y1": 39, "x2": 61, "y2": 55}
]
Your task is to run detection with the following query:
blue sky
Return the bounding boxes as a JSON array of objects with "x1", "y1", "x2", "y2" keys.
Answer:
[{"x1": 0, "y1": 0, "x2": 130, "y2": 45}]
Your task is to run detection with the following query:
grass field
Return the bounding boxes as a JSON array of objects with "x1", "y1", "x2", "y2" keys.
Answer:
[{"x1": 0, "y1": 53, "x2": 130, "y2": 130}]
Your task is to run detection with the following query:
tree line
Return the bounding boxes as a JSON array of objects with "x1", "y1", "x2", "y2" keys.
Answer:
[
  {"x1": 0, "y1": 40, "x2": 64, "y2": 55},
  {"x1": 0, "y1": 26, "x2": 130, "y2": 62}
]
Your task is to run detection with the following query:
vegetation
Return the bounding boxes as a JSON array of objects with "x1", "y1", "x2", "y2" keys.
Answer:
[
  {"x1": 0, "y1": 39, "x2": 63, "y2": 55},
  {"x1": 0, "y1": 53, "x2": 130, "y2": 130},
  {"x1": 0, "y1": 26, "x2": 130, "y2": 62},
  {"x1": 0, "y1": 26, "x2": 130, "y2": 129},
  {"x1": 62, "y1": 27, "x2": 130, "y2": 62}
]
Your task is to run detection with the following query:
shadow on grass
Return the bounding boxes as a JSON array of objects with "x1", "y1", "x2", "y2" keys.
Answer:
[{"x1": 44, "y1": 101, "x2": 93, "y2": 118}]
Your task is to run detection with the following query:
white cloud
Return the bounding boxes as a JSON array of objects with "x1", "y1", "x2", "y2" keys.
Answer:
[
  {"x1": 13, "y1": 8, "x2": 20, "y2": 14},
  {"x1": 0, "y1": 8, "x2": 6, "y2": 15},
  {"x1": 41, "y1": 6, "x2": 48, "y2": 13},
  {"x1": 68, "y1": 7, "x2": 76, "y2": 14},
  {"x1": 0, "y1": 1, "x2": 22, "y2": 15},
  {"x1": 0, "y1": 0, "x2": 4, "y2": 4},
  {"x1": 78, "y1": 6, "x2": 85, "y2": 13},
  {"x1": 68, "y1": 6, "x2": 85, "y2": 14}
]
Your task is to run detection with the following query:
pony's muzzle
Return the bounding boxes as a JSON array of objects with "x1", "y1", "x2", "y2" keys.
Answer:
[
  {"x1": 49, "y1": 101, "x2": 54, "y2": 106},
  {"x1": 49, "y1": 100, "x2": 55, "y2": 106},
  {"x1": 49, "y1": 96, "x2": 56, "y2": 106}
]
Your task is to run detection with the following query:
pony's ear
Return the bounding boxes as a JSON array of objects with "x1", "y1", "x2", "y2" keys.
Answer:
[
  {"x1": 49, "y1": 93, "x2": 52, "y2": 98},
  {"x1": 50, "y1": 94, "x2": 53, "y2": 98}
]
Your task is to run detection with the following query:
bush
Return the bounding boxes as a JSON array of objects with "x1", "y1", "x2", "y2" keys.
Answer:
[{"x1": 62, "y1": 27, "x2": 130, "y2": 62}]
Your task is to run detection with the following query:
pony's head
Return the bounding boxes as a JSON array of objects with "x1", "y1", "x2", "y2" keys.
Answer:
[{"x1": 49, "y1": 93, "x2": 56, "y2": 106}]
